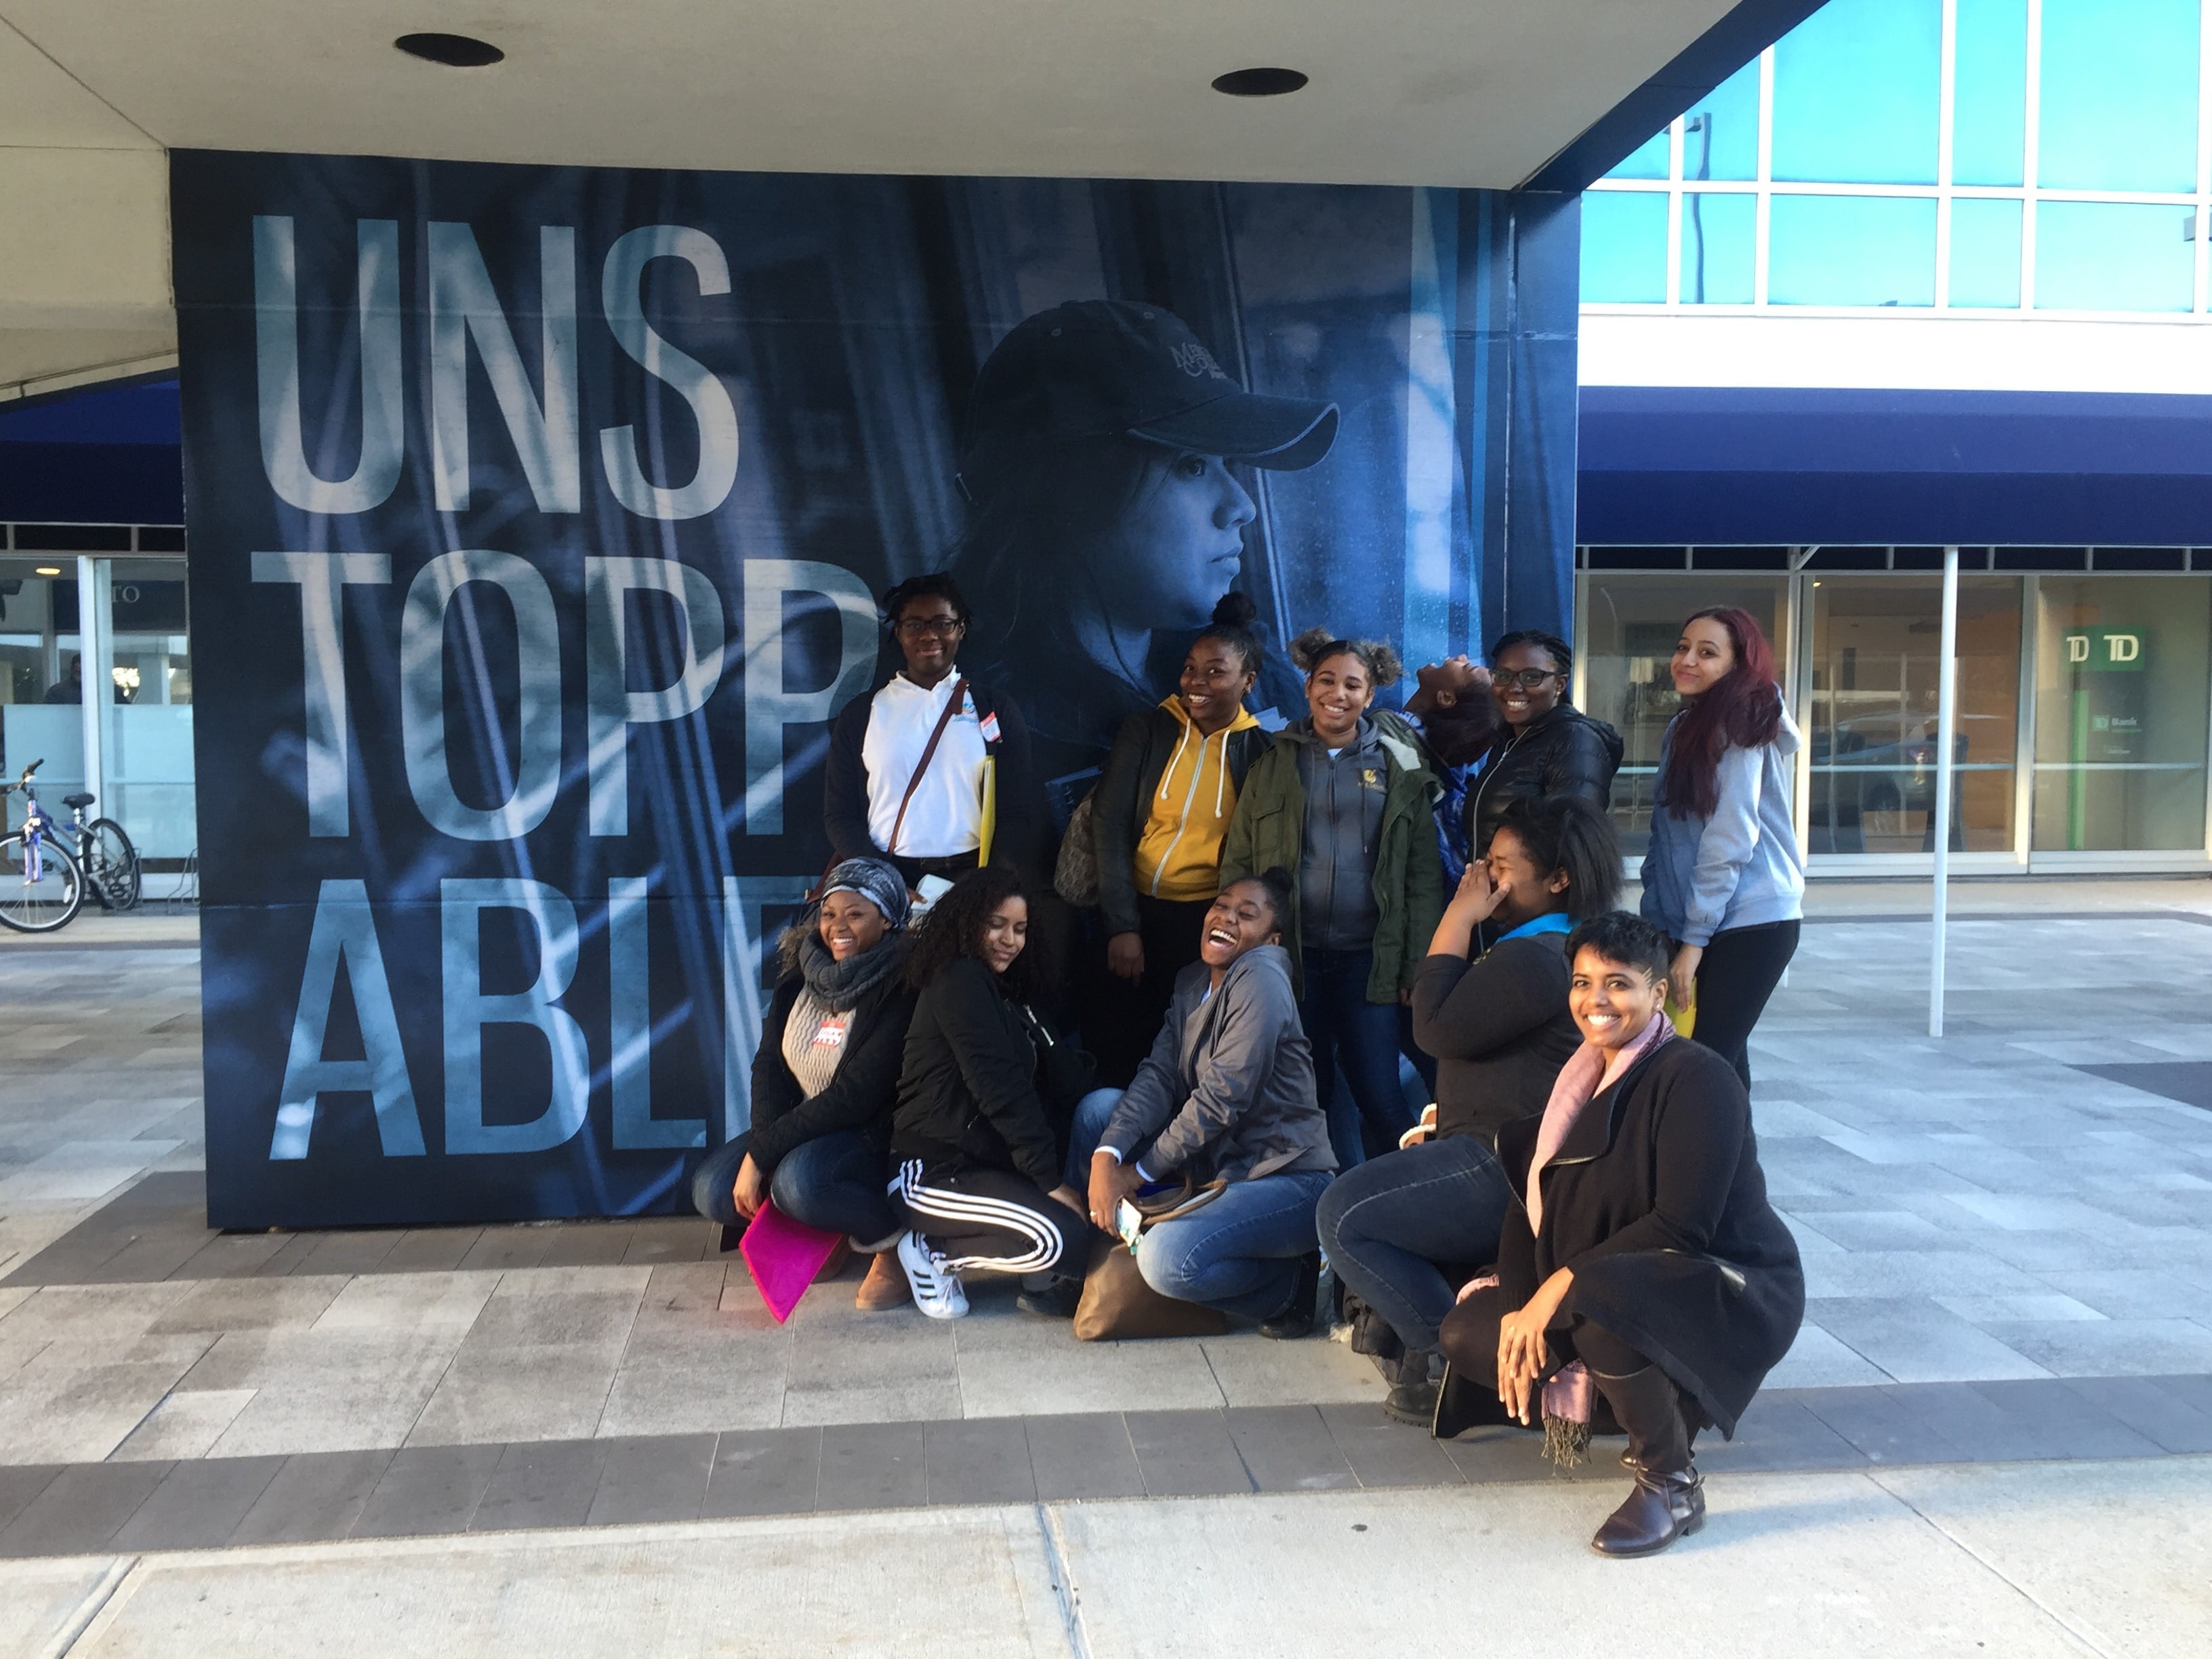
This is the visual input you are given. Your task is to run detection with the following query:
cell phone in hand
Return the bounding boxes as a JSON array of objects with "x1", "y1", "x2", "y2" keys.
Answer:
[{"x1": 1114, "y1": 1199, "x2": 1146, "y2": 1254}]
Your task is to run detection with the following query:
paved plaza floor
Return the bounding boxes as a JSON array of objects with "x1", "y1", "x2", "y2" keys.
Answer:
[{"x1": 1, "y1": 879, "x2": 2209, "y2": 1654}]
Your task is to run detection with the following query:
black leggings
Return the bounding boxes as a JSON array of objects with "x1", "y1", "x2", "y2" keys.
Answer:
[
  {"x1": 891, "y1": 1160, "x2": 1087, "y2": 1278},
  {"x1": 1692, "y1": 919, "x2": 1800, "y2": 1092}
]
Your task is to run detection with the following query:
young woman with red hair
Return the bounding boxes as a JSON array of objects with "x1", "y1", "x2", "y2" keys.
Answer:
[{"x1": 1638, "y1": 609, "x2": 1805, "y2": 1090}]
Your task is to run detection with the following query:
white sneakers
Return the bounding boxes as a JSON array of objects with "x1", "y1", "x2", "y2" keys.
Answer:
[{"x1": 896, "y1": 1229, "x2": 968, "y2": 1320}]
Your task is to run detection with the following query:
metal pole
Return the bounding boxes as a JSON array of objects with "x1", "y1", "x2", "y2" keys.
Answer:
[
  {"x1": 75, "y1": 555, "x2": 107, "y2": 821},
  {"x1": 1929, "y1": 546, "x2": 1960, "y2": 1038}
]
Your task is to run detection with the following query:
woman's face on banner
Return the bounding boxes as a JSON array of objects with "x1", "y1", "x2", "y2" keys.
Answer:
[{"x1": 1101, "y1": 450, "x2": 1256, "y2": 629}]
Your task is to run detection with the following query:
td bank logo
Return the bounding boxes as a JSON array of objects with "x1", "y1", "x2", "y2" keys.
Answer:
[{"x1": 2064, "y1": 628, "x2": 2145, "y2": 671}]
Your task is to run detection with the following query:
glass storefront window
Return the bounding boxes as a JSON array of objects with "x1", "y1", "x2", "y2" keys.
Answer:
[
  {"x1": 1948, "y1": 199, "x2": 2023, "y2": 307},
  {"x1": 1681, "y1": 61, "x2": 1762, "y2": 182},
  {"x1": 2032, "y1": 577, "x2": 2212, "y2": 851},
  {"x1": 1768, "y1": 195, "x2": 1937, "y2": 306},
  {"x1": 1580, "y1": 577, "x2": 1790, "y2": 859},
  {"x1": 1608, "y1": 129, "x2": 1670, "y2": 182},
  {"x1": 2034, "y1": 202, "x2": 2196, "y2": 312},
  {"x1": 1772, "y1": 0, "x2": 1942, "y2": 184},
  {"x1": 1953, "y1": 0, "x2": 2029, "y2": 186},
  {"x1": 1806, "y1": 577, "x2": 2022, "y2": 855},
  {"x1": 2037, "y1": 0, "x2": 2199, "y2": 193},
  {"x1": 1679, "y1": 192, "x2": 1755, "y2": 305},
  {"x1": 1582, "y1": 192, "x2": 1670, "y2": 303}
]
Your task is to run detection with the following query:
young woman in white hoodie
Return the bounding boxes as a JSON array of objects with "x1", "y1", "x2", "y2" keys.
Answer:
[{"x1": 1639, "y1": 607, "x2": 1806, "y2": 1091}]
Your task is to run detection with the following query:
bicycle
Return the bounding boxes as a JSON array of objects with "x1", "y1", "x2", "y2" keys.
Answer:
[{"x1": 0, "y1": 761, "x2": 140, "y2": 933}]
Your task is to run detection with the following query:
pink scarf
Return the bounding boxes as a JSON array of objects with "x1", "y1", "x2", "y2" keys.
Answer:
[{"x1": 1520, "y1": 1010, "x2": 1673, "y2": 1452}]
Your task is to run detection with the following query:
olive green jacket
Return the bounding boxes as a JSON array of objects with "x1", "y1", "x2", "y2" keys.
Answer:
[{"x1": 1218, "y1": 714, "x2": 1446, "y2": 1003}]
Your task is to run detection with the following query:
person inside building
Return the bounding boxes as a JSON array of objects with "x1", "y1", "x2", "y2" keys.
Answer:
[
  {"x1": 1220, "y1": 630, "x2": 1444, "y2": 1170},
  {"x1": 886, "y1": 867, "x2": 1107, "y2": 1319},
  {"x1": 823, "y1": 573, "x2": 1043, "y2": 893},
  {"x1": 1317, "y1": 793, "x2": 1622, "y2": 1421},
  {"x1": 1461, "y1": 630, "x2": 1622, "y2": 865},
  {"x1": 945, "y1": 299, "x2": 1337, "y2": 785},
  {"x1": 1073, "y1": 869, "x2": 1337, "y2": 1336},
  {"x1": 1435, "y1": 911, "x2": 1804, "y2": 1557},
  {"x1": 1086, "y1": 591, "x2": 1271, "y2": 1081},
  {"x1": 1641, "y1": 607, "x2": 1805, "y2": 1091},
  {"x1": 689, "y1": 858, "x2": 920, "y2": 1312}
]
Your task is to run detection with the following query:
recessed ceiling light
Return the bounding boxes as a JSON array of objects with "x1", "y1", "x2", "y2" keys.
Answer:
[
  {"x1": 1212, "y1": 67, "x2": 1307, "y2": 98},
  {"x1": 394, "y1": 32, "x2": 504, "y2": 68},
  {"x1": 34, "y1": 566, "x2": 60, "y2": 577}
]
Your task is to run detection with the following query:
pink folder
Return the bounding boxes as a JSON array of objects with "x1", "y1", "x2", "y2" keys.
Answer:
[{"x1": 737, "y1": 1197, "x2": 846, "y2": 1324}]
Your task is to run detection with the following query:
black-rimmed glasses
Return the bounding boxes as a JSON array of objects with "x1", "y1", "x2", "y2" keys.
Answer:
[{"x1": 1494, "y1": 668, "x2": 1565, "y2": 689}]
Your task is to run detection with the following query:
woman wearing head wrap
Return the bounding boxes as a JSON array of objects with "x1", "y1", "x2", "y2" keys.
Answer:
[{"x1": 690, "y1": 857, "x2": 922, "y2": 1311}]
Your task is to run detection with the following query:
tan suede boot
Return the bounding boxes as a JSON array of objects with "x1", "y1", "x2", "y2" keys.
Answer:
[{"x1": 855, "y1": 1249, "x2": 911, "y2": 1311}]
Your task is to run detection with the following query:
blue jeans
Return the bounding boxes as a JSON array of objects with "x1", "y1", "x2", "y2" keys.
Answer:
[
  {"x1": 1300, "y1": 947, "x2": 1414, "y2": 1170},
  {"x1": 1065, "y1": 1086, "x2": 1132, "y2": 1189},
  {"x1": 1314, "y1": 1135, "x2": 1511, "y2": 1354},
  {"x1": 689, "y1": 1128, "x2": 900, "y2": 1246},
  {"x1": 1136, "y1": 1170, "x2": 1332, "y2": 1319}
]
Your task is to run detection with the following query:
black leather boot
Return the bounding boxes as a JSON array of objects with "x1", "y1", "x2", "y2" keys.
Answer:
[
  {"x1": 1259, "y1": 1251, "x2": 1322, "y2": 1339},
  {"x1": 1589, "y1": 1364, "x2": 1704, "y2": 1557}
]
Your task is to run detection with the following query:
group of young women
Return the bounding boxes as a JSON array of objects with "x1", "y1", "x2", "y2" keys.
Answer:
[{"x1": 695, "y1": 577, "x2": 1809, "y2": 1557}]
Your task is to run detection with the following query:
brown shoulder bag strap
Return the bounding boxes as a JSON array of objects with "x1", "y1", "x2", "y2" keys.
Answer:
[{"x1": 886, "y1": 677, "x2": 968, "y2": 857}]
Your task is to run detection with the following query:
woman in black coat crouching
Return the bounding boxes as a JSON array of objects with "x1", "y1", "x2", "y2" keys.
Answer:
[{"x1": 1436, "y1": 910, "x2": 1803, "y2": 1557}]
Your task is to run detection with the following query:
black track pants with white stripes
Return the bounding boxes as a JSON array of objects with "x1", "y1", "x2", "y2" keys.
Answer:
[{"x1": 892, "y1": 1161, "x2": 1088, "y2": 1277}]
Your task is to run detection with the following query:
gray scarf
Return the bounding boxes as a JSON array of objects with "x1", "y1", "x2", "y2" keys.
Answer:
[{"x1": 792, "y1": 930, "x2": 905, "y2": 1011}]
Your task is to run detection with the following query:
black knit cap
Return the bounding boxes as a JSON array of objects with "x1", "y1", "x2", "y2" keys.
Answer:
[{"x1": 956, "y1": 300, "x2": 1338, "y2": 505}]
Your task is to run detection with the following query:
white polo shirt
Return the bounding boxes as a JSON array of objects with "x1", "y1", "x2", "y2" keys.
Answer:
[{"x1": 862, "y1": 670, "x2": 989, "y2": 858}]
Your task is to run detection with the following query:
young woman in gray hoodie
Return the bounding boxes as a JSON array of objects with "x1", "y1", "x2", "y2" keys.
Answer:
[{"x1": 1639, "y1": 608, "x2": 1805, "y2": 1091}]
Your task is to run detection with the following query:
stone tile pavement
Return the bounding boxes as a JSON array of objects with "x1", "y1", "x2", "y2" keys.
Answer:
[{"x1": 3, "y1": 882, "x2": 2211, "y2": 1485}]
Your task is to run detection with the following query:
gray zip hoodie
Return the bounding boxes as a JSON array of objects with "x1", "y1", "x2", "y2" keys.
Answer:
[
  {"x1": 1290, "y1": 718, "x2": 1387, "y2": 951},
  {"x1": 1099, "y1": 944, "x2": 1336, "y2": 1183},
  {"x1": 1639, "y1": 705, "x2": 1807, "y2": 947}
]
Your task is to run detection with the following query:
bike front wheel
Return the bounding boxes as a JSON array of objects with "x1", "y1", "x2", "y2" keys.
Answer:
[
  {"x1": 0, "y1": 834, "x2": 83, "y2": 933},
  {"x1": 85, "y1": 817, "x2": 141, "y2": 911}
]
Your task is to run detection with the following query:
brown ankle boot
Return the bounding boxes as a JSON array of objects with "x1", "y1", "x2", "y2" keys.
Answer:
[
  {"x1": 1589, "y1": 1364, "x2": 1705, "y2": 1557},
  {"x1": 855, "y1": 1250, "x2": 911, "y2": 1311},
  {"x1": 814, "y1": 1238, "x2": 853, "y2": 1282}
]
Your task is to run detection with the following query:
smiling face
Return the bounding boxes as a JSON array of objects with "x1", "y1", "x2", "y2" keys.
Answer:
[
  {"x1": 1485, "y1": 825, "x2": 1570, "y2": 930},
  {"x1": 1491, "y1": 640, "x2": 1568, "y2": 729},
  {"x1": 1671, "y1": 615, "x2": 1738, "y2": 699},
  {"x1": 977, "y1": 895, "x2": 1029, "y2": 976},
  {"x1": 1101, "y1": 450, "x2": 1256, "y2": 631},
  {"x1": 1200, "y1": 879, "x2": 1282, "y2": 968},
  {"x1": 1179, "y1": 638, "x2": 1257, "y2": 735},
  {"x1": 1306, "y1": 651, "x2": 1374, "y2": 745},
  {"x1": 894, "y1": 594, "x2": 966, "y2": 684},
  {"x1": 817, "y1": 891, "x2": 889, "y2": 962},
  {"x1": 1568, "y1": 945, "x2": 1668, "y2": 1053}
]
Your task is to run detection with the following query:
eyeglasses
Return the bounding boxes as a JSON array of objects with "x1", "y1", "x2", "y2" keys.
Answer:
[
  {"x1": 895, "y1": 616, "x2": 966, "y2": 638},
  {"x1": 1494, "y1": 668, "x2": 1564, "y2": 689}
]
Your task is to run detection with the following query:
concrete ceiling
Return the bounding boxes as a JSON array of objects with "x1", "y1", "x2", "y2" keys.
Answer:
[{"x1": 0, "y1": 0, "x2": 1753, "y2": 395}]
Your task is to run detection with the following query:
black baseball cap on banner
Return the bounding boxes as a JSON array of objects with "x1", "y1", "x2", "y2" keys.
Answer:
[{"x1": 956, "y1": 300, "x2": 1339, "y2": 506}]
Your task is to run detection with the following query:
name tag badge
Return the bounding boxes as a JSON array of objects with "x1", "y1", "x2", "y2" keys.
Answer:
[
  {"x1": 1361, "y1": 767, "x2": 1383, "y2": 790},
  {"x1": 811, "y1": 1021, "x2": 847, "y2": 1050},
  {"x1": 979, "y1": 710, "x2": 1002, "y2": 743}
]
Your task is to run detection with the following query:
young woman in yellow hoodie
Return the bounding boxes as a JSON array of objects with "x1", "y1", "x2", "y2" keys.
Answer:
[{"x1": 1088, "y1": 593, "x2": 1274, "y2": 1080}]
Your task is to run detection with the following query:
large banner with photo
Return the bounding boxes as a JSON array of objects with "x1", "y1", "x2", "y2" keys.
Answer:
[{"x1": 172, "y1": 148, "x2": 1579, "y2": 1229}]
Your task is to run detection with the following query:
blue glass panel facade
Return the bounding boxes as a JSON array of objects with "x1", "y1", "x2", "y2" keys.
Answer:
[
  {"x1": 2038, "y1": 0, "x2": 2200, "y2": 192},
  {"x1": 1953, "y1": 0, "x2": 2030, "y2": 186},
  {"x1": 2036, "y1": 201, "x2": 2197, "y2": 309},
  {"x1": 1681, "y1": 193, "x2": 1757, "y2": 303},
  {"x1": 1772, "y1": 0, "x2": 1943, "y2": 184},
  {"x1": 1682, "y1": 61, "x2": 1761, "y2": 181},
  {"x1": 1769, "y1": 196, "x2": 1938, "y2": 305},
  {"x1": 1608, "y1": 129, "x2": 1670, "y2": 182},
  {"x1": 1581, "y1": 190, "x2": 1671, "y2": 302},
  {"x1": 1949, "y1": 198, "x2": 2024, "y2": 306}
]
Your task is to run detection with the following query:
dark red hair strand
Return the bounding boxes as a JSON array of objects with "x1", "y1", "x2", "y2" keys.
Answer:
[{"x1": 1657, "y1": 607, "x2": 1783, "y2": 819}]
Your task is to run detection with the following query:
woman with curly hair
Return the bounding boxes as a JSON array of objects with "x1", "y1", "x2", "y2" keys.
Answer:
[
  {"x1": 885, "y1": 867, "x2": 1110, "y2": 1319},
  {"x1": 1221, "y1": 629, "x2": 1445, "y2": 1170},
  {"x1": 1640, "y1": 608, "x2": 1805, "y2": 1091}
]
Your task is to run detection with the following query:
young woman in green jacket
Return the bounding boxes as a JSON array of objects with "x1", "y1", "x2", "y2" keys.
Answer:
[{"x1": 1221, "y1": 630, "x2": 1445, "y2": 1168}]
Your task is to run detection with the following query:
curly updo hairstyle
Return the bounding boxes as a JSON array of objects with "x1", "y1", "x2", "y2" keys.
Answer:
[{"x1": 1290, "y1": 626, "x2": 1403, "y2": 690}]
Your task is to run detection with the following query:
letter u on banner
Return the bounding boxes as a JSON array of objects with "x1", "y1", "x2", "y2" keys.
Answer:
[{"x1": 401, "y1": 550, "x2": 564, "y2": 840}]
